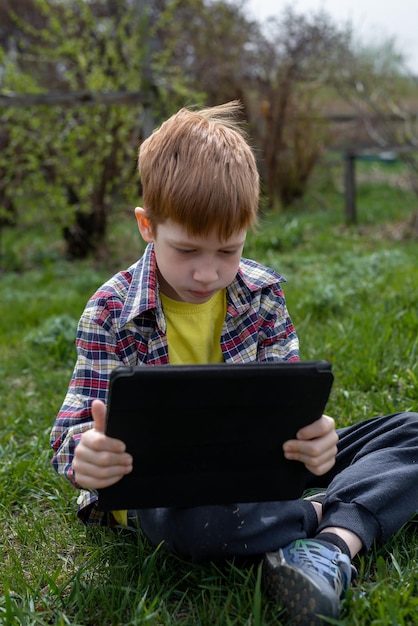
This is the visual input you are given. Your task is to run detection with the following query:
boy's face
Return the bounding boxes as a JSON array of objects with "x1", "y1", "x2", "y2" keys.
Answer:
[{"x1": 136, "y1": 209, "x2": 246, "y2": 303}]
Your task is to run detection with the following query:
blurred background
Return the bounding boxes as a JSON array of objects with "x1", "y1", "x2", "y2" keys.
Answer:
[{"x1": 1, "y1": 0, "x2": 418, "y2": 267}]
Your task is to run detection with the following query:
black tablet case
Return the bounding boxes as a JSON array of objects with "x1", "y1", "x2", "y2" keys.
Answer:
[{"x1": 98, "y1": 361, "x2": 333, "y2": 510}]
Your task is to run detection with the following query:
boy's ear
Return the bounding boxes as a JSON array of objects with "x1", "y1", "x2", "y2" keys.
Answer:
[{"x1": 135, "y1": 206, "x2": 154, "y2": 243}]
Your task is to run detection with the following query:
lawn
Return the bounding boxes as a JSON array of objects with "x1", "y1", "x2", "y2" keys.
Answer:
[{"x1": 1, "y1": 164, "x2": 418, "y2": 625}]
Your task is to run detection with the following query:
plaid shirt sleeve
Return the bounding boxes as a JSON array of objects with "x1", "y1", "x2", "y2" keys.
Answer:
[{"x1": 50, "y1": 288, "x2": 140, "y2": 523}]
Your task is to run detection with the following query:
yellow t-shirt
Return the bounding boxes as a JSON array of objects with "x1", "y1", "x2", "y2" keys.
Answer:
[
  {"x1": 112, "y1": 289, "x2": 226, "y2": 526},
  {"x1": 160, "y1": 289, "x2": 226, "y2": 364}
]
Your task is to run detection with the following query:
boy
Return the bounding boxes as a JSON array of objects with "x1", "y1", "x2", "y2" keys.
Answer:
[{"x1": 51, "y1": 101, "x2": 418, "y2": 625}]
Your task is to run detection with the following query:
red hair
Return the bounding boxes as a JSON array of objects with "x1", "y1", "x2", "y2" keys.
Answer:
[{"x1": 138, "y1": 101, "x2": 259, "y2": 241}]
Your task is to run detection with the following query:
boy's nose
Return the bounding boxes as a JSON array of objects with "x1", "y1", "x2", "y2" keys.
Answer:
[{"x1": 193, "y1": 263, "x2": 218, "y2": 283}]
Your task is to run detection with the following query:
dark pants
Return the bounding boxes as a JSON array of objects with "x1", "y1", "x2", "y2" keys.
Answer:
[{"x1": 135, "y1": 412, "x2": 418, "y2": 562}]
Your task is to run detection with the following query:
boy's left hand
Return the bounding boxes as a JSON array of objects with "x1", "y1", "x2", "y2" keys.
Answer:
[{"x1": 283, "y1": 414, "x2": 338, "y2": 476}]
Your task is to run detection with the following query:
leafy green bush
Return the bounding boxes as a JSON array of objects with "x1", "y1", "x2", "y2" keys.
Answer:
[{"x1": 24, "y1": 314, "x2": 78, "y2": 365}]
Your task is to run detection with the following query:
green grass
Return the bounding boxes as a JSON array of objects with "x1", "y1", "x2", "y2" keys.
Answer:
[{"x1": 1, "y1": 169, "x2": 418, "y2": 625}]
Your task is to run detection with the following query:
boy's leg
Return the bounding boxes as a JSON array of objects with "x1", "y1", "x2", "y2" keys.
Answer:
[
  {"x1": 265, "y1": 411, "x2": 418, "y2": 624},
  {"x1": 134, "y1": 499, "x2": 319, "y2": 562},
  {"x1": 136, "y1": 412, "x2": 418, "y2": 561},
  {"x1": 310, "y1": 411, "x2": 418, "y2": 548}
]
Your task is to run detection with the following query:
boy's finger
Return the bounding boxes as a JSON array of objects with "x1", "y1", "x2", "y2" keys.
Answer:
[{"x1": 91, "y1": 399, "x2": 107, "y2": 433}]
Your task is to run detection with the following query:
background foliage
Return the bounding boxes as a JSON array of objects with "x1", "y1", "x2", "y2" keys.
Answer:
[{"x1": 2, "y1": 0, "x2": 418, "y2": 260}]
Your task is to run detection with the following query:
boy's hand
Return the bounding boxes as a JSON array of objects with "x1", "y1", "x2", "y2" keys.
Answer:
[
  {"x1": 283, "y1": 414, "x2": 338, "y2": 476},
  {"x1": 73, "y1": 399, "x2": 133, "y2": 489}
]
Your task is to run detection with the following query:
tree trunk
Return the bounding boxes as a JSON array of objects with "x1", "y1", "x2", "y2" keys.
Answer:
[{"x1": 63, "y1": 186, "x2": 107, "y2": 259}]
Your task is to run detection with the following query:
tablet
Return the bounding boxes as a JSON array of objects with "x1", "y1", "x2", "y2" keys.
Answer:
[{"x1": 98, "y1": 360, "x2": 333, "y2": 510}]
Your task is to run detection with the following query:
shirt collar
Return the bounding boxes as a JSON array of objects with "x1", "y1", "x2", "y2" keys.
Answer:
[
  {"x1": 226, "y1": 258, "x2": 286, "y2": 315},
  {"x1": 118, "y1": 244, "x2": 165, "y2": 329},
  {"x1": 118, "y1": 247, "x2": 285, "y2": 327}
]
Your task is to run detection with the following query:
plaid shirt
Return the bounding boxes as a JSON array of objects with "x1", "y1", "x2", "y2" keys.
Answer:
[{"x1": 50, "y1": 244, "x2": 299, "y2": 525}]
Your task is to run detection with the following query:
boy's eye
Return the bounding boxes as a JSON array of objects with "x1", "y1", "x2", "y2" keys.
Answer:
[
  {"x1": 176, "y1": 248, "x2": 196, "y2": 254},
  {"x1": 173, "y1": 247, "x2": 238, "y2": 255}
]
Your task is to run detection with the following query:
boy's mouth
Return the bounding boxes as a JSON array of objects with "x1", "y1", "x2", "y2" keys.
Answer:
[{"x1": 188, "y1": 289, "x2": 215, "y2": 299}]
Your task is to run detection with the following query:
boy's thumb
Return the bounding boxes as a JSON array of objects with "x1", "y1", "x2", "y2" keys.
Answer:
[{"x1": 91, "y1": 399, "x2": 107, "y2": 434}]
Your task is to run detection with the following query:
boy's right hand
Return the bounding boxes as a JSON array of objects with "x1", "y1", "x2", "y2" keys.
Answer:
[{"x1": 73, "y1": 399, "x2": 133, "y2": 489}]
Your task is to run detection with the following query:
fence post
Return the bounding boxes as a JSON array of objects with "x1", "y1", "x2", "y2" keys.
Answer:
[{"x1": 344, "y1": 151, "x2": 357, "y2": 224}]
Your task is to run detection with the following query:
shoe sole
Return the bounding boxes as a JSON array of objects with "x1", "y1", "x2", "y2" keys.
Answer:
[{"x1": 263, "y1": 551, "x2": 340, "y2": 626}]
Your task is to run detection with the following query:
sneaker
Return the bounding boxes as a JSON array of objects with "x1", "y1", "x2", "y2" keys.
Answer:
[
  {"x1": 303, "y1": 490, "x2": 327, "y2": 504},
  {"x1": 263, "y1": 538, "x2": 355, "y2": 625}
]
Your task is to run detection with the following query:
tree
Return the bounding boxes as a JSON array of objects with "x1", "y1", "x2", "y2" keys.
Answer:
[
  {"x1": 249, "y1": 6, "x2": 350, "y2": 209},
  {"x1": 0, "y1": 0, "x2": 198, "y2": 259},
  {"x1": 154, "y1": 0, "x2": 261, "y2": 107}
]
